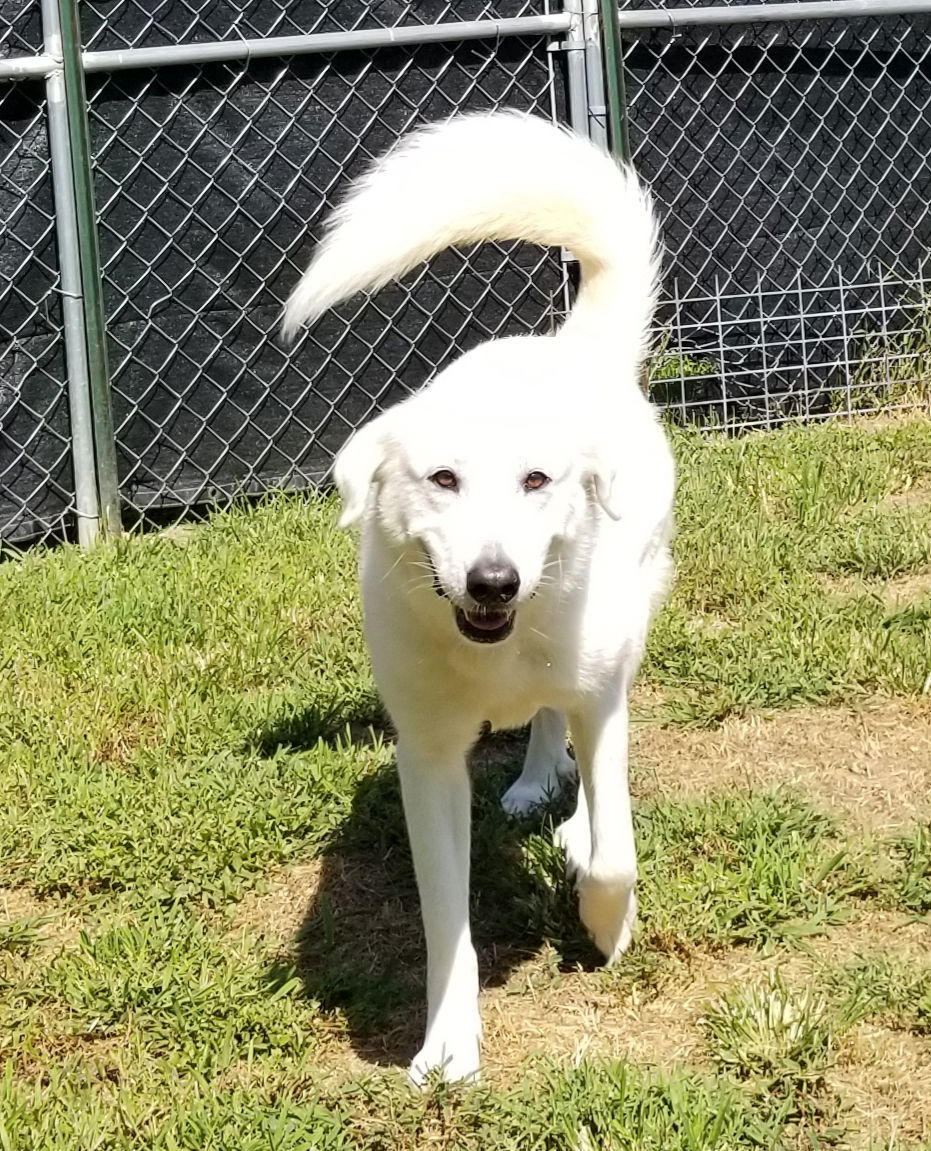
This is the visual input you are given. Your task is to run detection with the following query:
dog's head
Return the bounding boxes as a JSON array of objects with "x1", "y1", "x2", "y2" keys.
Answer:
[{"x1": 333, "y1": 339, "x2": 629, "y2": 646}]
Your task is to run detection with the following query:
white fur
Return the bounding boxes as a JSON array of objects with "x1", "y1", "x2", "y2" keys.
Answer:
[{"x1": 283, "y1": 112, "x2": 675, "y2": 1084}]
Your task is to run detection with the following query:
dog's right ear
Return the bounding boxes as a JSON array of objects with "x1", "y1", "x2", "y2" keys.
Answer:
[{"x1": 332, "y1": 417, "x2": 390, "y2": 528}]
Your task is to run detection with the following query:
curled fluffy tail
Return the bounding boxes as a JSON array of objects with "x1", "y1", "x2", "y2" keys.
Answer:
[{"x1": 281, "y1": 111, "x2": 659, "y2": 360}]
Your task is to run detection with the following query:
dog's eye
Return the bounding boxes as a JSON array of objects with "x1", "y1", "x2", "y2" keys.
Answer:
[
  {"x1": 523, "y1": 471, "x2": 551, "y2": 492},
  {"x1": 429, "y1": 469, "x2": 459, "y2": 491}
]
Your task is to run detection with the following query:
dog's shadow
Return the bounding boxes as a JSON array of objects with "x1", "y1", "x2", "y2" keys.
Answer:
[{"x1": 259, "y1": 711, "x2": 599, "y2": 1069}]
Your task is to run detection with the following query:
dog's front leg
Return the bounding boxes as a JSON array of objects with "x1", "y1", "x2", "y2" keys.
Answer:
[
  {"x1": 396, "y1": 734, "x2": 481, "y2": 1085},
  {"x1": 564, "y1": 685, "x2": 638, "y2": 964},
  {"x1": 501, "y1": 708, "x2": 577, "y2": 817}
]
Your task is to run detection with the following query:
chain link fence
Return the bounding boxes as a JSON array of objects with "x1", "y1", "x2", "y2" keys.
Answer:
[
  {"x1": 1, "y1": 0, "x2": 930, "y2": 548},
  {"x1": 88, "y1": 9, "x2": 568, "y2": 520},
  {"x1": 2, "y1": 1, "x2": 573, "y2": 546},
  {"x1": 1, "y1": 0, "x2": 75, "y2": 544},
  {"x1": 622, "y1": 0, "x2": 931, "y2": 426}
]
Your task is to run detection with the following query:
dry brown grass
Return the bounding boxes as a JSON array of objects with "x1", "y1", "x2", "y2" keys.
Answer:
[
  {"x1": 226, "y1": 695, "x2": 931, "y2": 1141},
  {"x1": 818, "y1": 569, "x2": 931, "y2": 606},
  {"x1": 630, "y1": 695, "x2": 931, "y2": 832},
  {"x1": 882, "y1": 474, "x2": 931, "y2": 512},
  {"x1": 830, "y1": 1025, "x2": 931, "y2": 1149},
  {"x1": 0, "y1": 887, "x2": 84, "y2": 950}
]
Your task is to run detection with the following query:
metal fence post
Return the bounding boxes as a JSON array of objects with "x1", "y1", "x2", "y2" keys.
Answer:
[
  {"x1": 41, "y1": 0, "x2": 101, "y2": 547},
  {"x1": 597, "y1": 0, "x2": 631, "y2": 162},
  {"x1": 563, "y1": 0, "x2": 616, "y2": 152},
  {"x1": 51, "y1": 0, "x2": 121, "y2": 536},
  {"x1": 59, "y1": 0, "x2": 121, "y2": 538}
]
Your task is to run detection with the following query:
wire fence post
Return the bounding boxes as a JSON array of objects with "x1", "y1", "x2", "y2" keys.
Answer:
[
  {"x1": 598, "y1": 0, "x2": 631, "y2": 162},
  {"x1": 41, "y1": 0, "x2": 101, "y2": 547},
  {"x1": 580, "y1": 0, "x2": 610, "y2": 152},
  {"x1": 57, "y1": 0, "x2": 121, "y2": 540}
]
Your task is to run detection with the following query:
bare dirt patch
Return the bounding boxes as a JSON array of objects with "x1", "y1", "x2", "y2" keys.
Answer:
[
  {"x1": 830, "y1": 1024, "x2": 931, "y2": 1149},
  {"x1": 818, "y1": 569, "x2": 931, "y2": 606},
  {"x1": 882, "y1": 475, "x2": 931, "y2": 513},
  {"x1": 231, "y1": 861, "x2": 323, "y2": 943},
  {"x1": 482, "y1": 947, "x2": 758, "y2": 1075},
  {"x1": 0, "y1": 888, "x2": 83, "y2": 949},
  {"x1": 630, "y1": 696, "x2": 931, "y2": 832},
  {"x1": 809, "y1": 910, "x2": 931, "y2": 969}
]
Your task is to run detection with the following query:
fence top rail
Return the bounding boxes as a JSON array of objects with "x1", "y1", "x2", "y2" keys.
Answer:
[
  {"x1": 615, "y1": 0, "x2": 931, "y2": 29},
  {"x1": 0, "y1": 13, "x2": 572, "y2": 80},
  {"x1": 4, "y1": 0, "x2": 926, "y2": 82},
  {"x1": 0, "y1": 54, "x2": 56, "y2": 79}
]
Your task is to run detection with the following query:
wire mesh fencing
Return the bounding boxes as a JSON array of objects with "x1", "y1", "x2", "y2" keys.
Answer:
[
  {"x1": 2, "y1": 2, "x2": 572, "y2": 545},
  {"x1": 1, "y1": 0, "x2": 930, "y2": 547},
  {"x1": 0, "y1": 4, "x2": 77, "y2": 545},
  {"x1": 86, "y1": 11, "x2": 569, "y2": 519},
  {"x1": 622, "y1": 3, "x2": 931, "y2": 425}
]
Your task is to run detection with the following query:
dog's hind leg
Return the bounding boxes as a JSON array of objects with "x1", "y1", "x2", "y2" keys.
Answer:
[
  {"x1": 565, "y1": 685, "x2": 638, "y2": 964},
  {"x1": 396, "y1": 727, "x2": 482, "y2": 1085},
  {"x1": 501, "y1": 708, "x2": 577, "y2": 817}
]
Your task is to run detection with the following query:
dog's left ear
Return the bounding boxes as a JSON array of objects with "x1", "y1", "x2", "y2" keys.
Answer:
[{"x1": 332, "y1": 415, "x2": 391, "y2": 528}]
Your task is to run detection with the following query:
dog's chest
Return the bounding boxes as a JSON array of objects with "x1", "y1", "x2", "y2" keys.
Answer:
[{"x1": 458, "y1": 634, "x2": 570, "y2": 731}]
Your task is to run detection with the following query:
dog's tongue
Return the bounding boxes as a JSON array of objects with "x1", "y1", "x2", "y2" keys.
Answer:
[{"x1": 467, "y1": 610, "x2": 508, "y2": 630}]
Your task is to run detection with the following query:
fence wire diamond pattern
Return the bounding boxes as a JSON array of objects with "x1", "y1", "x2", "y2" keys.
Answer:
[
  {"x1": 0, "y1": 85, "x2": 75, "y2": 543},
  {"x1": 625, "y1": 12, "x2": 931, "y2": 425},
  {"x1": 88, "y1": 32, "x2": 566, "y2": 515},
  {"x1": 2, "y1": 0, "x2": 931, "y2": 547}
]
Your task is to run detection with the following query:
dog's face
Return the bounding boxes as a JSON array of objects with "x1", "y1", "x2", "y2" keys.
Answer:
[{"x1": 334, "y1": 341, "x2": 625, "y2": 646}]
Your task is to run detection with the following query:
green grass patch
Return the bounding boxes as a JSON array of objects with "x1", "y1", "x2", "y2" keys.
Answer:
[
  {"x1": 0, "y1": 416, "x2": 929, "y2": 1146},
  {"x1": 649, "y1": 419, "x2": 931, "y2": 720},
  {"x1": 0, "y1": 1058, "x2": 793, "y2": 1151},
  {"x1": 636, "y1": 792, "x2": 858, "y2": 950},
  {"x1": 882, "y1": 824, "x2": 931, "y2": 914},
  {"x1": 825, "y1": 954, "x2": 931, "y2": 1036},
  {"x1": 702, "y1": 972, "x2": 841, "y2": 1086},
  {"x1": 33, "y1": 910, "x2": 313, "y2": 1072},
  {"x1": 0, "y1": 917, "x2": 48, "y2": 957}
]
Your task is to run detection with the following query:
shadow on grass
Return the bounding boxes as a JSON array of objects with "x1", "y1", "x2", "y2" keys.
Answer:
[
  {"x1": 248, "y1": 689, "x2": 389, "y2": 757},
  {"x1": 268, "y1": 719, "x2": 597, "y2": 1069}
]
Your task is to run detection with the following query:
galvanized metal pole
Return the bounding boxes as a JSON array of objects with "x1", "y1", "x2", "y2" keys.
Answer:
[
  {"x1": 612, "y1": 0, "x2": 931, "y2": 28},
  {"x1": 79, "y1": 14, "x2": 573, "y2": 73},
  {"x1": 41, "y1": 0, "x2": 100, "y2": 547},
  {"x1": 11, "y1": 0, "x2": 931, "y2": 82},
  {"x1": 57, "y1": 0, "x2": 121, "y2": 537},
  {"x1": 580, "y1": 0, "x2": 609, "y2": 151},
  {"x1": 598, "y1": 0, "x2": 631, "y2": 162}
]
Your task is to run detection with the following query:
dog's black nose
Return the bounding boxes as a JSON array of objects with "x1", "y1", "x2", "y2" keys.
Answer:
[{"x1": 466, "y1": 560, "x2": 520, "y2": 605}]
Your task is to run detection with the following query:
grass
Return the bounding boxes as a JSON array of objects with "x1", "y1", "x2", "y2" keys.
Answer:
[
  {"x1": 702, "y1": 972, "x2": 839, "y2": 1085},
  {"x1": 826, "y1": 955, "x2": 931, "y2": 1036},
  {"x1": 0, "y1": 414, "x2": 930, "y2": 1148},
  {"x1": 847, "y1": 285, "x2": 931, "y2": 412},
  {"x1": 884, "y1": 824, "x2": 931, "y2": 913},
  {"x1": 649, "y1": 419, "x2": 931, "y2": 720},
  {"x1": 635, "y1": 791, "x2": 858, "y2": 949},
  {"x1": 0, "y1": 1060, "x2": 793, "y2": 1151}
]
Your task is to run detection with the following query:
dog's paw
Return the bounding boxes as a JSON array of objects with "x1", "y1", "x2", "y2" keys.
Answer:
[
  {"x1": 577, "y1": 873, "x2": 637, "y2": 964},
  {"x1": 501, "y1": 777, "x2": 555, "y2": 817},
  {"x1": 409, "y1": 1026, "x2": 481, "y2": 1087},
  {"x1": 554, "y1": 808, "x2": 592, "y2": 877},
  {"x1": 502, "y1": 750, "x2": 576, "y2": 817}
]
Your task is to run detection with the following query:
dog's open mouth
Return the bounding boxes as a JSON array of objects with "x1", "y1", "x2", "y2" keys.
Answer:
[{"x1": 454, "y1": 606, "x2": 515, "y2": 644}]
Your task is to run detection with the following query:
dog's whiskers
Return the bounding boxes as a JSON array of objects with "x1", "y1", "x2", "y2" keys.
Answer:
[{"x1": 380, "y1": 551, "x2": 407, "y2": 584}]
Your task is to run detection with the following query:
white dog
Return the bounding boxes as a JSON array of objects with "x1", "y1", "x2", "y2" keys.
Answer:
[{"x1": 282, "y1": 112, "x2": 675, "y2": 1084}]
